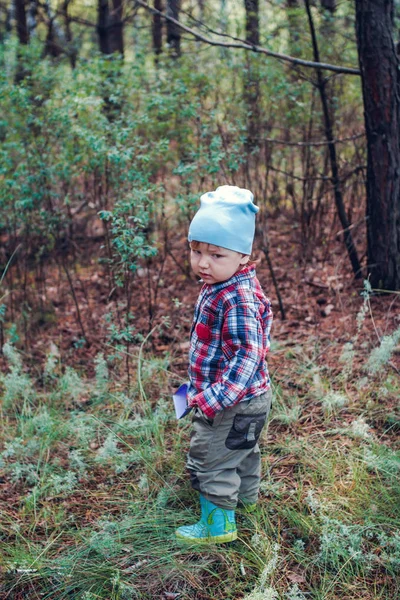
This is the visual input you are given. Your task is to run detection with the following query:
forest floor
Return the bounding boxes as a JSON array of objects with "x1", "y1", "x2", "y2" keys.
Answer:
[
  {"x1": 12, "y1": 211, "x2": 400, "y2": 374},
  {"x1": 1, "y1": 212, "x2": 400, "y2": 600}
]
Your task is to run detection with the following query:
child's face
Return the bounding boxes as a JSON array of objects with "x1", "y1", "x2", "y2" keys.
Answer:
[{"x1": 190, "y1": 242, "x2": 249, "y2": 284}]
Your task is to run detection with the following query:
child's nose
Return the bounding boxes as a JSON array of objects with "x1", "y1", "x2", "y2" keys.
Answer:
[{"x1": 199, "y1": 255, "x2": 209, "y2": 268}]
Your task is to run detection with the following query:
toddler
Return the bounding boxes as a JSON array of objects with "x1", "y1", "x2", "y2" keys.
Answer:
[{"x1": 176, "y1": 185, "x2": 273, "y2": 544}]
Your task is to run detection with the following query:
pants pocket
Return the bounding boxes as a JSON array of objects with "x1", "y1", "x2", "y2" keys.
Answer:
[
  {"x1": 189, "y1": 408, "x2": 213, "y2": 460},
  {"x1": 225, "y1": 413, "x2": 267, "y2": 450}
]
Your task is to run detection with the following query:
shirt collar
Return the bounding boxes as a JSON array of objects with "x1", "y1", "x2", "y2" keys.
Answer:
[{"x1": 201, "y1": 264, "x2": 255, "y2": 294}]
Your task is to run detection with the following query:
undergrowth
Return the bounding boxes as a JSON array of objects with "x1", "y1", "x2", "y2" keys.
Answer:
[{"x1": 1, "y1": 305, "x2": 400, "y2": 599}]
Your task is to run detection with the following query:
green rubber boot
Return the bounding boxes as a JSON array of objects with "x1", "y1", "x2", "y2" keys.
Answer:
[{"x1": 176, "y1": 494, "x2": 237, "y2": 544}]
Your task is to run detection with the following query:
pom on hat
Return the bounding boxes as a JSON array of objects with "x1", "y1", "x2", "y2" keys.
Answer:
[{"x1": 188, "y1": 185, "x2": 259, "y2": 255}]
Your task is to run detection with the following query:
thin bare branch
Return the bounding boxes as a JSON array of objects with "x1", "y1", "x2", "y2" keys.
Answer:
[
  {"x1": 266, "y1": 164, "x2": 329, "y2": 182},
  {"x1": 265, "y1": 132, "x2": 365, "y2": 147},
  {"x1": 135, "y1": 0, "x2": 360, "y2": 76}
]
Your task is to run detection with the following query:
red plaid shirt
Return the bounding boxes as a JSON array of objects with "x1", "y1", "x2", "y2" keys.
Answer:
[{"x1": 187, "y1": 265, "x2": 273, "y2": 419}]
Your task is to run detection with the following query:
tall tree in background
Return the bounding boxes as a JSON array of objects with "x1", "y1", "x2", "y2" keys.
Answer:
[
  {"x1": 15, "y1": 0, "x2": 29, "y2": 45},
  {"x1": 244, "y1": 0, "x2": 260, "y2": 149},
  {"x1": 320, "y1": 0, "x2": 335, "y2": 45},
  {"x1": 305, "y1": 0, "x2": 362, "y2": 278},
  {"x1": 43, "y1": 0, "x2": 65, "y2": 58},
  {"x1": 198, "y1": 0, "x2": 205, "y2": 20},
  {"x1": 152, "y1": 0, "x2": 163, "y2": 57},
  {"x1": 245, "y1": 0, "x2": 259, "y2": 44},
  {"x1": 287, "y1": 0, "x2": 300, "y2": 57},
  {"x1": 62, "y1": 0, "x2": 76, "y2": 68},
  {"x1": 98, "y1": 0, "x2": 124, "y2": 56},
  {"x1": 98, "y1": 0, "x2": 124, "y2": 121},
  {"x1": 5, "y1": 2, "x2": 14, "y2": 37},
  {"x1": 14, "y1": 0, "x2": 29, "y2": 82},
  {"x1": 166, "y1": 0, "x2": 180, "y2": 57},
  {"x1": 356, "y1": 0, "x2": 400, "y2": 290},
  {"x1": 110, "y1": 0, "x2": 124, "y2": 55},
  {"x1": 26, "y1": 0, "x2": 38, "y2": 38},
  {"x1": 320, "y1": 0, "x2": 335, "y2": 16}
]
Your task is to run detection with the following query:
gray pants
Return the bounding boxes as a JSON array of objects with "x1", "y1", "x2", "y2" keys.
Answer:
[{"x1": 187, "y1": 390, "x2": 272, "y2": 510}]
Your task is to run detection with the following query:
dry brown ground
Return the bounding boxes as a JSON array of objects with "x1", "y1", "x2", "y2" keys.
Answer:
[{"x1": 14, "y1": 212, "x2": 398, "y2": 379}]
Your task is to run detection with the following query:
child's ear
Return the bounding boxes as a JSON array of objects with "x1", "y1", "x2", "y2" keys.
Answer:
[{"x1": 240, "y1": 254, "x2": 250, "y2": 265}]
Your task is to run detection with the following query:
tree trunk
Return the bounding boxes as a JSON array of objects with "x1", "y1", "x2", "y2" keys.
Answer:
[
  {"x1": 320, "y1": 0, "x2": 335, "y2": 41},
  {"x1": 305, "y1": 0, "x2": 362, "y2": 278},
  {"x1": 355, "y1": 0, "x2": 400, "y2": 290},
  {"x1": 319, "y1": 0, "x2": 336, "y2": 150},
  {"x1": 198, "y1": 0, "x2": 205, "y2": 20},
  {"x1": 15, "y1": 0, "x2": 29, "y2": 44},
  {"x1": 14, "y1": 0, "x2": 29, "y2": 83},
  {"x1": 5, "y1": 1, "x2": 15, "y2": 35},
  {"x1": 26, "y1": 0, "x2": 38, "y2": 38},
  {"x1": 152, "y1": 0, "x2": 163, "y2": 57},
  {"x1": 166, "y1": 0, "x2": 180, "y2": 57},
  {"x1": 98, "y1": 0, "x2": 110, "y2": 54},
  {"x1": 43, "y1": 0, "x2": 66, "y2": 58},
  {"x1": 287, "y1": 0, "x2": 301, "y2": 57},
  {"x1": 63, "y1": 0, "x2": 77, "y2": 68},
  {"x1": 109, "y1": 0, "x2": 124, "y2": 55},
  {"x1": 219, "y1": 0, "x2": 228, "y2": 33},
  {"x1": 320, "y1": 0, "x2": 335, "y2": 10},
  {"x1": 44, "y1": 19, "x2": 60, "y2": 57},
  {"x1": 98, "y1": 0, "x2": 123, "y2": 55},
  {"x1": 245, "y1": 0, "x2": 259, "y2": 45},
  {"x1": 244, "y1": 0, "x2": 260, "y2": 149}
]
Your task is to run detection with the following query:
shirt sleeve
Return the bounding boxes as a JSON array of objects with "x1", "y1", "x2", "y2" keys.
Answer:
[{"x1": 189, "y1": 302, "x2": 265, "y2": 419}]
